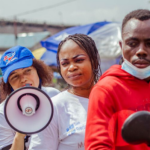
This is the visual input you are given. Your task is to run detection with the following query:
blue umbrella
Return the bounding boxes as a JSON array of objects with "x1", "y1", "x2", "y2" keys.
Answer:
[{"x1": 40, "y1": 21, "x2": 112, "y2": 66}]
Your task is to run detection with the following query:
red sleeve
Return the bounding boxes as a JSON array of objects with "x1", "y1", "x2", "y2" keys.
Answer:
[{"x1": 85, "y1": 86, "x2": 116, "y2": 150}]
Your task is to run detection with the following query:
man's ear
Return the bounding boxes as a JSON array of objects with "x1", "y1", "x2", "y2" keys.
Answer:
[{"x1": 119, "y1": 41, "x2": 122, "y2": 49}]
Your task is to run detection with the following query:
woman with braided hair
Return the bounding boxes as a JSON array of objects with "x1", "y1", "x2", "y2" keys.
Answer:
[{"x1": 29, "y1": 34, "x2": 101, "y2": 150}]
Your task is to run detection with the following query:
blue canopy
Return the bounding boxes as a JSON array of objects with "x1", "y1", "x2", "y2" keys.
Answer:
[{"x1": 40, "y1": 21, "x2": 112, "y2": 66}]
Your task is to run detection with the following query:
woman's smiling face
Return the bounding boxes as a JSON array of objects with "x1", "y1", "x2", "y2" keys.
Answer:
[
  {"x1": 59, "y1": 40, "x2": 93, "y2": 89},
  {"x1": 8, "y1": 66, "x2": 39, "y2": 90}
]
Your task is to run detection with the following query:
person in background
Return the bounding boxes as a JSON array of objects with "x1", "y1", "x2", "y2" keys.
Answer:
[
  {"x1": 85, "y1": 9, "x2": 150, "y2": 150},
  {"x1": 0, "y1": 45, "x2": 60, "y2": 150},
  {"x1": 29, "y1": 33, "x2": 101, "y2": 150}
]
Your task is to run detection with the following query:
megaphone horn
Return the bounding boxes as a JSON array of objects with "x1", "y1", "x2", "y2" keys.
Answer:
[
  {"x1": 17, "y1": 93, "x2": 40, "y2": 116},
  {"x1": 4, "y1": 86, "x2": 53, "y2": 134}
]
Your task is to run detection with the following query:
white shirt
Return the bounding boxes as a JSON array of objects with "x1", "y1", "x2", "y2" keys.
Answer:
[
  {"x1": 0, "y1": 87, "x2": 60, "y2": 149},
  {"x1": 29, "y1": 90, "x2": 89, "y2": 150}
]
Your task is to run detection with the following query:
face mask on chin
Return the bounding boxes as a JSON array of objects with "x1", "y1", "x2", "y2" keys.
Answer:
[{"x1": 121, "y1": 59, "x2": 150, "y2": 80}]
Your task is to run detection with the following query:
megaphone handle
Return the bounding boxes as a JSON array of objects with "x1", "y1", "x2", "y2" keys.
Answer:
[
  {"x1": 25, "y1": 135, "x2": 30, "y2": 143},
  {"x1": 24, "y1": 135, "x2": 30, "y2": 150}
]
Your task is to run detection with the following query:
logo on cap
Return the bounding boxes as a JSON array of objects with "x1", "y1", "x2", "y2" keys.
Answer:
[{"x1": 4, "y1": 52, "x2": 17, "y2": 65}]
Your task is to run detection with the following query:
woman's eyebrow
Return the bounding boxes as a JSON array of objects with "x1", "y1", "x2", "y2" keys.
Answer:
[
  {"x1": 72, "y1": 54, "x2": 85, "y2": 59},
  {"x1": 9, "y1": 68, "x2": 27, "y2": 77},
  {"x1": 22, "y1": 67, "x2": 31, "y2": 70},
  {"x1": 60, "y1": 54, "x2": 86, "y2": 61},
  {"x1": 9, "y1": 71, "x2": 17, "y2": 76},
  {"x1": 60, "y1": 58, "x2": 68, "y2": 61},
  {"x1": 9, "y1": 72, "x2": 15, "y2": 77},
  {"x1": 145, "y1": 38, "x2": 150, "y2": 41}
]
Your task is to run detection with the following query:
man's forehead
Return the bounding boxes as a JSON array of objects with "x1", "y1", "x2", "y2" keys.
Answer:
[
  {"x1": 123, "y1": 19, "x2": 138, "y2": 32},
  {"x1": 122, "y1": 19, "x2": 150, "y2": 37}
]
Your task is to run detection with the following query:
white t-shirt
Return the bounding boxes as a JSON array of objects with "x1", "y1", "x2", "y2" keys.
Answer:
[
  {"x1": 0, "y1": 87, "x2": 60, "y2": 149},
  {"x1": 29, "y1": 90, "x2": 89, "y2": 150}
]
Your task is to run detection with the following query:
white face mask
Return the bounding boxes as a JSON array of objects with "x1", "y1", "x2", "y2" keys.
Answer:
[{"x1": 122, "y1": 59, "x2": 150, "y2": 80}]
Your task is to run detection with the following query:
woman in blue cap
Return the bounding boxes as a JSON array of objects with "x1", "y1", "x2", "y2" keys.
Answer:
[{"x1": 0, "y1": 45, "x2": 60, "y2": 150}]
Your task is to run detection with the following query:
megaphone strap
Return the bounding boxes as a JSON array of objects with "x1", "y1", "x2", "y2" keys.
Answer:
[
  {"x1": 24, "y1": 136, "x2": 30, "y2": 150},
  {"x1": 25, "y1": 135, "x2": 30, "y2": 143}
]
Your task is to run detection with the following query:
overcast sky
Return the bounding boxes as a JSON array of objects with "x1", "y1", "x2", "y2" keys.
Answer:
[{"x1": 0, "y1": 0, "x2": 149, "y2": 25}]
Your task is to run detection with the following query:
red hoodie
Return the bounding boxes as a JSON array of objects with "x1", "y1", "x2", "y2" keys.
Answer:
[{"x1": 85, "y1": 65, "x2": 150, "y2": 150}]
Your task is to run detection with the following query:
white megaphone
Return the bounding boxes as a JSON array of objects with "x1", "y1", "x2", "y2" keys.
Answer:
[{"x1": 4, "y1": 85, "x2": 53, "y2": 134}]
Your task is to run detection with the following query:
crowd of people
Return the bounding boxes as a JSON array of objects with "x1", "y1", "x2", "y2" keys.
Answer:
[{"x1": 0, "y1": 8, "x2": 150, "y2": 150}]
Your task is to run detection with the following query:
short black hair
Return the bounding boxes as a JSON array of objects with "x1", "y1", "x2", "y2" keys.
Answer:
[
  {"x1": 122, "y1": 9, "x2": 150, "y2": 32},
  {"x1": 57, "y1": 33, "x2": 101, "y2": 84}
]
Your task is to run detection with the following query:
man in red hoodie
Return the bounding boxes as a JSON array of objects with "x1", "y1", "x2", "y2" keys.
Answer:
[{"x1": 85, "y1": 9, "x2": 150, "y2": 150}]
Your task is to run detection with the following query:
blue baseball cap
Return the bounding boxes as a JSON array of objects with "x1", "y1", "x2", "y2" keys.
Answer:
[{"x1": 0, "y1": 45, "x2": 34, "y2": 83}]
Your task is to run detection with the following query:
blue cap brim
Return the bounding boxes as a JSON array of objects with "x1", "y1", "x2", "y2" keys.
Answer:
[{"x1": 3, "y1": 58, "x2": 33, "y2": 83}]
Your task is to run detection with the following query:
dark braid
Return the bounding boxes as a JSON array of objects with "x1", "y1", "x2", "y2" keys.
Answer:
[{"x1": 57, "y1": 33, "x2": 101, "y2": 83}]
